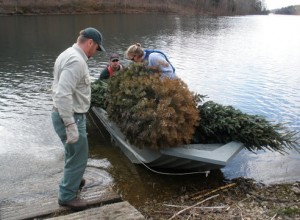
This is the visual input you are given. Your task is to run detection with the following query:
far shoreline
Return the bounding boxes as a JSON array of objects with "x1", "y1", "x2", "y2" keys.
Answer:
[{"x1": 0, "y1": 0, "x2": 268, "y2": 17}]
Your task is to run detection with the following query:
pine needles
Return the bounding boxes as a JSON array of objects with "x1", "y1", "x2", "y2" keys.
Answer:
[
  {"x1": 90, "y1": 63, "x2": 299, "y2": 153},
  {"x1": 91, "y1": 79, "x2": 108, "y2": 108},
  {"x1": 104, "y1": 63, "x2": 200, "y2": 150},
  {"x1": 193, "y1": 101, "x2": 299, "y2": 153}
]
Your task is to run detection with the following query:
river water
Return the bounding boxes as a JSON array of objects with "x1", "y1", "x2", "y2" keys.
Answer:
[{"x1": 0, "y1": 14, "x2": 299, "y2": 205}]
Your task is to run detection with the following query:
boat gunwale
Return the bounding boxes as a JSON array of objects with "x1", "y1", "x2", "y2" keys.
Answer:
[{"x1": 90, "y1": 106, "x2": 243, "y2": 169}]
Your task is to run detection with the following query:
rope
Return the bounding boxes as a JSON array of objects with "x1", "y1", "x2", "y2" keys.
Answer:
[{"x1": 129, "y1": 149, "x2": 210, "y2": 176}]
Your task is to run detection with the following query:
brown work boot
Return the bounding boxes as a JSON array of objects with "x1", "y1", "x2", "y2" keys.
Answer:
[{"x1": 58, "y1": 197, "x2": 88, "y2": 211}]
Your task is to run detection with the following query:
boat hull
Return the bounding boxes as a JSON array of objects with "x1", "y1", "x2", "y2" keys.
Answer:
[{"x1": 90, "y1": 107, "x2": 243, "y2": 171}]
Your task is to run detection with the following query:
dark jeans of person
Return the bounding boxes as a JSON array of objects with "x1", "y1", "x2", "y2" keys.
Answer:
[{"x1": 51, "y1": 111, "x2": 88, "y2": 202}]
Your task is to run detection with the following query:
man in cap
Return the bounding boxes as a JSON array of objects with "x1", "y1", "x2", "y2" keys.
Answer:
[
  {"x1": 51, "y1": 27, "x2": 105, "y2": 211},
  {"x1": 99, "y1": 53, "x2": 124, "y2": 80}
]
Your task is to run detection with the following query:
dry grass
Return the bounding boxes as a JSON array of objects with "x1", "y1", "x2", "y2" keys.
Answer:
[{"x1": 137, "y1": 178, "x2": 300, "y2": 220}]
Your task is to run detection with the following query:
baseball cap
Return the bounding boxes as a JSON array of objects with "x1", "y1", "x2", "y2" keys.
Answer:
[
  {"x1": 81, "y1": 27, "x2": 105, "y2": 51},
  {"x1": 110, "y1": 53, "x2": 119, "y2": 61}
]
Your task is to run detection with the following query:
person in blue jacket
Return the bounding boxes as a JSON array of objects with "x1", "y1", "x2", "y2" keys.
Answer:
[{"x1": 125, "y1": 43, "x2": 176, "y2": 79}]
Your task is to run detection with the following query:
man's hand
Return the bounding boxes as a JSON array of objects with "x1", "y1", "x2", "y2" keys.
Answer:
[
  {"x1": 63, "y1": 118, "x2": 79, "y2": 144},
  {"x1": 66, "y1": 123, "x2": 79, "y2": 144}
]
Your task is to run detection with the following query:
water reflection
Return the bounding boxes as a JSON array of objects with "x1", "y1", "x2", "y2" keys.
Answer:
[
  {"x1": 0, "y1": 14, "x2": 299, "y2": 205},
  {"x1": 0, "y1": 71, "x2": 52, "y2": 119}
]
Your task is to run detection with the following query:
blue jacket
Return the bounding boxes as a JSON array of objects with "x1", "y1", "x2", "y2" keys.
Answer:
[{"x1": 144, "y1": 49, "x2": 176, "y2": 79}]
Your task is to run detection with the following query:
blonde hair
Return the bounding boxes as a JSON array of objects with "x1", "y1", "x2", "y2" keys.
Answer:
[{"x1": 125, "y1": 43, "x2": 144, "y2": 58}]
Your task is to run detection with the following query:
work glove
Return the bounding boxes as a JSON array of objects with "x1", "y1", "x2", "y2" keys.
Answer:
[{"x1": 63, "y1": 117, "x2": 79, "y2": 144}]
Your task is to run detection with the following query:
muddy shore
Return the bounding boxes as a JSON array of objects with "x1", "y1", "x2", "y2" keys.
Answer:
[{"x1": 135, "y1": 178, "x2": 300, "y2": 219}]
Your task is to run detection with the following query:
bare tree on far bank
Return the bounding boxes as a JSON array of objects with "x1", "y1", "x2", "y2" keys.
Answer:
[
  {"x1": 273, "y1": 5, "x2": 300, "y2": 15},
  {"x1": 0, "y1": 0, "x2": 267, "y2": 16}
]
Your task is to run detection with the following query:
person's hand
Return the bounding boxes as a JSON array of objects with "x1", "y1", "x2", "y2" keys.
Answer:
[
  {"x1": 66, "y1": 123, "x2": 79, "y2": 144},
  {"x1": 63, "y1": 118, "x2": 79, "y2": 144}
]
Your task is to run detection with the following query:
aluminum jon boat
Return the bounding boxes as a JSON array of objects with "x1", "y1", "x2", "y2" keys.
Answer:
[{"x1": 91, "y1": 107, "x2": 243, "y2": 171}]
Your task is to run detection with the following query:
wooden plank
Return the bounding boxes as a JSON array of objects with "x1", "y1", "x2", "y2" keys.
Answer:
[
  {"x1": 48, "y1": 201, "x2": 145, "y2": 220},
  {"x1": 0, "y1": 190, "x2": 121, "y2": 220},
  {"x1": 0, "y1": 167, "x2": 121, "y2": 220}
]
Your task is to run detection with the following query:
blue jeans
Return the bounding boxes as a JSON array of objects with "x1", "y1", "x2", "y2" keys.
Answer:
[{"x1": 51, "y1": 111, "x2": 89, "y2": 202}]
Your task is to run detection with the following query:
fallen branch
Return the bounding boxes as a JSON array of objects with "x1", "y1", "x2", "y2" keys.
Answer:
[
  {"x1": 154, "y1": 210, "x2": 174, "y2": 215},
  {"x1": 191, "y1": 183, "x2": 236, "y2": 200},
  {"x1": 238, "y1": 195, "x2": 253, "y2": 204},
  {"x1": 236, "y1": 203, "x2": 245, "y2": 220},
  {"x1": 163, "y1": 204, "x2": 228, "y2": 210},
  {"x1": 168, "y1": 194, "x2": 219, "y2": 220},
  {"x1": 248, "y1": 191, "x2": 291, "y2": 203},
  {"x1": 271, "y1": 213, "x2": 277, "y2": 220}
]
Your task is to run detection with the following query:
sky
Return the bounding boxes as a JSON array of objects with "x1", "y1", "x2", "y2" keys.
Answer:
[{"x1": 265, "y1": 0, "x2": 300, "y2": 9}]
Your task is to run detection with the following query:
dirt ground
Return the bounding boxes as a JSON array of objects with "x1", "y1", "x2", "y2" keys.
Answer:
[{"x1": 137, "y1": 178, "x2": 300, "y2": 220}]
